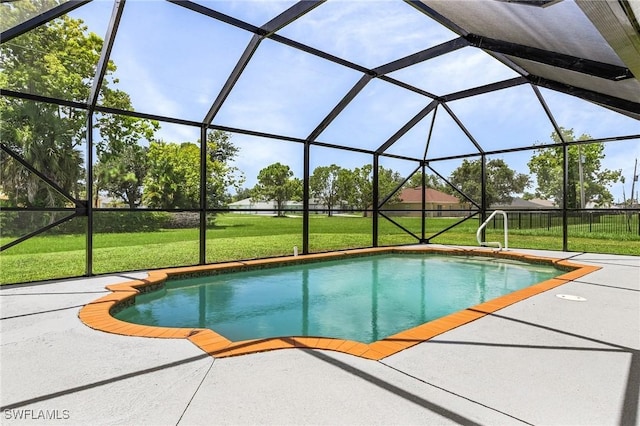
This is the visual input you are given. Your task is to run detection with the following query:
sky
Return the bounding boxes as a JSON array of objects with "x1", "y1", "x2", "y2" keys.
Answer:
[{"x1": 64, "y1": 0, "x2": 640, "y2": 203}]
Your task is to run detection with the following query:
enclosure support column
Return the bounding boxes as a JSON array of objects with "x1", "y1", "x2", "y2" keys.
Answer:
[
  {"x1": 562, "y1": 141, "x2": 569, "y2": 251},
  {"x1": 373, "y1": 154, "x2": 379, "y2": 247},
  {"x1": 86, "y1": 113, "x2": 94, "y2": 276},
  {"x1": 303, "y1": 142, "x2": 310, "y2": 254},
  {"x1": 199, "y1": 126, "x2": 207, "y2": 265},
  {"x1": 480, "y1": 154, "x2": 487, "y2": 243},
  {"x1": 421, "y1": 161, "x2": 426, "y2": 243}
]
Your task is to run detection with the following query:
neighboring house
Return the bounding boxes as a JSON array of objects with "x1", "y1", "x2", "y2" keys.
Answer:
[
  {"x1": 387, "y1": 187, "x2": 467, "y2": 217},
  {"x1": 529, "y1": 198, "x2": 555, "y2": 208},
  {"x1": 490, "y1": 197, "x2": 619, "y2": 210},
  {"x1": 491, "y1": 197, "x2": 554, "y2": 210},
  {"x1": 227, "y1": 198, "x2": 280, "y2": 214},
  {"x1": 95, "y1": 195, "x2": 123, "y2": 208},
  {"x1": 227, "y1": 198, "x2": 326, "y2": 214}
]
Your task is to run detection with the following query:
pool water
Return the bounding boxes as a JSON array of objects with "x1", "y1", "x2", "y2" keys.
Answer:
[{"x1": 115, "y1": 254, "x2": 561, "y2": 343}]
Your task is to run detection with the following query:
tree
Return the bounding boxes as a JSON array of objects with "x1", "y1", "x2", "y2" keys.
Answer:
[
  {"x1": 203, "y1": 131, "x2": 244, "y2": 209},
  {"x1": 143, "y1": 142, "x2": 199, "y2": 209},
  {"x1": 449, "y1": 158, "x2": 530, "y2": 207},
  {"x1": 231, "y1": 187, "x2": 253, "y2": 202},
  {"x1": 252, "y1": 163, "x2": 302, "y2": 216},
  {"x1": 378, "y1": 166, "x2": 405, "y2": 205},
  {"x1": 528, "y1": 128, "x2": 621, "y2": 208},
  {"x1": 336, "y1": 165, "x2": 372, "y2": 216},
  {"x1": 405, "y1": 171, "x2": 449, "y2": 192},
  {"x1": 0, "y1": 4, "x2": 151, "y2": 211},
  {"x1": 335, "y1": 165, "x2": 404, "y2": 217},
  {"x1": 94, "y1": 144, "x2": 148, "y2": 208},
  {"x1": 142, "y1": 132, "x2": 242, "y2": 209},
  {"x1": 0, "y1": 14, "x2": 102, "y2": 207},
  {"x1": 94, "y1": 90, "x2": 159, "y2": 208},
  {"x1": 310, "y1": 164, "x2": 342, "y2": 216}
]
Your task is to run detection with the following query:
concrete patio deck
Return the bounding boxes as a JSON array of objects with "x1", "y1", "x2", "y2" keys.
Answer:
[{"x1": 1, "y1": 248, "x2": 638, "y2": 425}]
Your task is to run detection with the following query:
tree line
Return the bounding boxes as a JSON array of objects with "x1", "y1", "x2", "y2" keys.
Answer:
[{"x1": 248, "y1": 162, "x2": 405, "y2": 217}]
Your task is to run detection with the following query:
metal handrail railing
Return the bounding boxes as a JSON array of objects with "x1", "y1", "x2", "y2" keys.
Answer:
[{"x1": 477, "y1": 210, "x2": 508, "y2": 250}]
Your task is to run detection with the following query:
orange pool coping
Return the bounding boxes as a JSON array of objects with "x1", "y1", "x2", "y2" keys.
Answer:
[{"x1": 78, "y1": 247, "x2": 600, "y2": 360}]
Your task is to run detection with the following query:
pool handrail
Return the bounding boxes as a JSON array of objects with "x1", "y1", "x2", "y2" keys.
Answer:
[{"x1": 477, "y1": 210, "x2": 508, "y2": 250}]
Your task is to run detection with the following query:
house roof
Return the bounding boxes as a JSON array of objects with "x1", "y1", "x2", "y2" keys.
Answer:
[
  {"x1": 399, "y1": 187, "x2": 460, "y2": 204},
  {"x1": 529, "y1": 198, "x2": 555, "y2": 207},
  {"x1": 491, "y1": 197, "x2": 551, "y2": 209}
]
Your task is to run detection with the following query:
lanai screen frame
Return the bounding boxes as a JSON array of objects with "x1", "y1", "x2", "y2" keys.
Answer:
[{"x1": 1, "y1": 0, "x2": 639, "y2": 283}]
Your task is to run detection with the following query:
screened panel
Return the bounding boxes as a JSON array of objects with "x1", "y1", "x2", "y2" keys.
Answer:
[
  {"x1": 426, "y1": 215, "x2": 479, "y2": 247},
  {"x1": 92, "y1": 211, "x2": 199, "y2": 274},
  {"x1": 0, "y1": 98, "x2": 86, "y2": 208},
  {"x1": 202, "y1": 129, "x2": 245, "y2": 210},
  {"x1": 308, "y1": 146, "x2": 373, "y2": 252},
  {"x1": 446, "y1": 84, "x2": 558, "y2": 151},
  {"x1": 129, "y1": 136, "x2": 204, "y2": 210},
  {"x1": 1, "y1": 0, "x2": 74, "y2": 33},
  {"x1": 102, "y1": 0, "x2": 253, "y2": 120},
  {"x1": 485, "y1": 151, "x2": 543, "y2": 210},
  {"x1": 0, "y1": 214, "x2": 86, "y2": 284},
  {"x1": 308, "y1": 215, "x2": 372, "y2": 254},
  {"x1": 429, "y1": 157, "x2": 483, "y2": 208},
  {"x1": 564, "y1": 140, "x2": 629, "y2": 209},
  {"x1": 378, "y1": 156, "x2": 420, "y2": 211},
  {"x1": 378, "y1": 214, "x2": 420, "y2": 246},
  {"x1": 226, "y1": 134, "x2": 303, "y2": 213},
  {"x1": 1, "y1": 4, "x2": 108, "y2": 102},
  {"x1": 0, "y1": 155, "x2": 72, "y2": 209},
  {"x1": 483, "y1": 210, "x2": 564, "y2": 251},
  {"x1": 539, "y1": 88, "x2": 640, "y2": 139},
  {"x1": 424, "y1": 106, "x2": 481, "y2": 160},
  {"x1": 212, "y1": 38, "x2": 362, "y2": 139},
  {"x1": 389, "y1": 47, "x2": 520, "y2": 97},
  {"x1": 92, "y1": 112, "x2": 158, "y2": 209},
  {"x1": 603, "y1": 138, "x2": 640, "y2": 207},
  {"x1": 207, "y1": 212, "x2": 302, "y2": 263},
  {"x1": 526, "y1": 145, "x2": 565, "y2": 209},
  {"x1": 0, "y1": 210, "x2": 77, "y2": 247},
  {"x1": 318, "y1": 78, "x2": 430, "y2": 150},
  {"x1": 309, "y1": 146, "x2": 371, "y2": 215},
  {"x1": 382, "y1": 109, "x2": 434, "y2": 159}
]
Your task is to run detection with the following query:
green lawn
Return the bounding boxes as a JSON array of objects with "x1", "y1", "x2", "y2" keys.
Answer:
[{"x1": 1, "y1": 213, "x2": 638, "y2": 285}]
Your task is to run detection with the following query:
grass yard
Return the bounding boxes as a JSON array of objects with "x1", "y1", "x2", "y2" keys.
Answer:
[{"x1": 1, "y1": 213, "x2": 639, "y2": 285}]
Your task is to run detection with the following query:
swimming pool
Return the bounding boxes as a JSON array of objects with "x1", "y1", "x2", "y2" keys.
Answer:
[
  {"x1": 115, "y1": 253, "x2": 561, "y2": 343},
  {"x1": 80, "y1": 247, "x2": 599, "y2": 359}
]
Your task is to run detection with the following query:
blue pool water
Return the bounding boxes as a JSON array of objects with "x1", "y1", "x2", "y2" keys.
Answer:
[{"x1": 115, "y1": 254, "x2": 561, "y2": 343}]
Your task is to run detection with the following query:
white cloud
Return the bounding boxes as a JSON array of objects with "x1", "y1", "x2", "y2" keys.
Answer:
[
  {"x1": 116, "y1": 53, "x2": 182, "y2": 119},
  {"x1": 231, "y1": 135, "x2": 304, "y2": 187},
  {"x1": 277, "y1": 0, "x2": 457, "y2": 68}
]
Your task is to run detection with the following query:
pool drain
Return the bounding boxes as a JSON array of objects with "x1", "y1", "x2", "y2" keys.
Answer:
[{"x1": 556, "y1": 294, "x2": 587, "y2": 301}]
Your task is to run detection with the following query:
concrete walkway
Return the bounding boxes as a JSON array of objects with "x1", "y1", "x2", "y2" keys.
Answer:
[{"x1": 1, "y1": 249, "x2": 638, "y2": 425}]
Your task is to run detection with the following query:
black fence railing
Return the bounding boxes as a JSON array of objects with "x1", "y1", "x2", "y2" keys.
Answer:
[{"x1": 486, "y1": 210, "x2": 640, "y2": 235}]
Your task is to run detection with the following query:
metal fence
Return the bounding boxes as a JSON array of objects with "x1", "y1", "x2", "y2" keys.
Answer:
[{"x1": 486, "y1": 210, "x2": 640, "y2": 235}]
